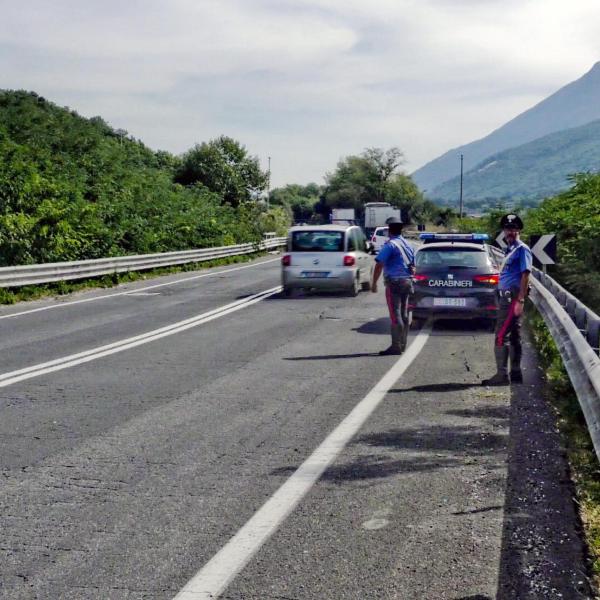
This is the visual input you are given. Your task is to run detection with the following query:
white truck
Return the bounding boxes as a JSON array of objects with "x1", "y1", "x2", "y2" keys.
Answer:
[
  {"x1": 364, "y1": 202, "x2": 401, "y2": 234},
  {"x1": 330, "y1": 208, "x2": 356, "y2": 225}
]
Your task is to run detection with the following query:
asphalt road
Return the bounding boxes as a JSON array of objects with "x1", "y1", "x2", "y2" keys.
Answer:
[{"x1": 0, "y1": 255, "x2": 593, "y2": 599}]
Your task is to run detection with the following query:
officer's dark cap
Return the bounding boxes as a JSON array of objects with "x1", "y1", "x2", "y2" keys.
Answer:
[
  {"x1": 385, "y1": 216, "x2": 403, "y2": 225},
  {"x1": 500, "y1": 213, "x2": 523, "y2": 230}
]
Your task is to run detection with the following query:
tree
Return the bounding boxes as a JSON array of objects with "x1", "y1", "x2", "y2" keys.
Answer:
[
  {"x1": 323, "y1": 146, "x2": 426, "y2": 223},
  {"x1": 175, "y1": 136, "x2": 267, "y2": 207},
  {"x1": 269, "y1": 183, "x2": 321, "y2": 222}
]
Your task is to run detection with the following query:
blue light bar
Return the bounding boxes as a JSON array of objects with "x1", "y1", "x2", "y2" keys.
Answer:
[{"x1": 419, "y1": 232, "x2": 489, "y2": 241}]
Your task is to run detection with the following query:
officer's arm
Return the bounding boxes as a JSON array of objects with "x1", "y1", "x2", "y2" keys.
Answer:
[
  {"x1": 371, "y1": 262, "x2": 383, "y2": 292},
  {"x1": 514, "y1": 271, "x2": 530, "y2": 317},
  {"x1": 518, "y1": 271, "x2": 530, "y2": 303},
  {"x1": 518, "y1": 247, "x2": 533, "y2": 303}
]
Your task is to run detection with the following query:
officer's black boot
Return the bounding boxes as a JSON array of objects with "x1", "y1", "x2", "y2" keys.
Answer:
[
  {"x1": 482, "y1": 347, "x2": 509, "y2": 385},
  {"x1": 509, "y1": 346, "x2": 523, "y2": 383},
  {"x1": 400, "y1": 320, "x2": 409, "y2": 353},
  {"x1": 379, "y1": 324, "x2": 403, "y2": 355}
]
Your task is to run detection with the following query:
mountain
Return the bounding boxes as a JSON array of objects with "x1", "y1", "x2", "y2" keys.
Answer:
[
  {"x1": 412, "y1": 62, "x2": 600, "y2": 193},
  {"x1": 429, "y1": 118, "x2": 600, "y2": 203}
]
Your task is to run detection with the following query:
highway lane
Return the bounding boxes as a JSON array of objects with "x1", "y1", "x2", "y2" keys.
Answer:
[
  {"x1": 0, "y1": 257, "x2": 280, "y2": 375},
  {"x1": 0, "y1": 256, "x2": 591, "y2": 599}
]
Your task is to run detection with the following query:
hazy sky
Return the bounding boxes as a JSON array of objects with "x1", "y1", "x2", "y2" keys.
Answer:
[{"x1": 2, "y1": 0, "x2": 600, "y2": 186}]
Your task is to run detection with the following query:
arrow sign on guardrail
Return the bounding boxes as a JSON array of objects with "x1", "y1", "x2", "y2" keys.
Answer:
[
  {"x1": 530, "y1": 234, "x2": 557, "y2": 266},
  {"x1": 494, "y1": 231, "x2": 507, "y2": 250}
]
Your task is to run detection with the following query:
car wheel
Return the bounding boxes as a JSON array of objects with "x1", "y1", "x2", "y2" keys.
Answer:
[
  {"x1": 283, "y1": 286, "x2": 293, "y2": 297},
  {"x1": 349, "y1": 275, "x2": 360, "y2": 297},
  {"x1": 361, "y1": 279, "x2": 371, "y2": 291}
]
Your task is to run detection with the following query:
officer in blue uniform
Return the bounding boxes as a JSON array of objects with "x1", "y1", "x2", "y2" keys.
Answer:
[
  {"x1": 371, "y1": 216, "x2": 415, "y2": 355},
  {"x1": 483, "y1": 213, "x2": 532, "y2": 385}
]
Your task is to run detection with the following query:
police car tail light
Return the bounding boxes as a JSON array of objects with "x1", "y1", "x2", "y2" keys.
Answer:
[
  {"x1": 281, "y1": 255, "x2": 291, "y2": 267},
  {"x1": 474, "y1": 274, "x2": 499, "y2": 285},
  {"x1": 343, "y1": 255, "x2": 355, "y2": 266},
  {"x1": 413, "y1": 274, "x2": 428, "y2": 282}
]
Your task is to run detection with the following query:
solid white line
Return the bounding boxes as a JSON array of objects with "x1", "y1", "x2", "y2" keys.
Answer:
[
  {"x1": 0, "y1": 286, "x2": 281, "y2": 388},
  {"x1": 173, "y1": 326, "x2": 431, "y2": 599},
  {"x1": 0, "y1": 258, "x2": 279, "y2": 321}
]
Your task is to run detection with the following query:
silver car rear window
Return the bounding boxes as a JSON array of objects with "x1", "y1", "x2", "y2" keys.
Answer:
[{"x1": 291, "y1": 231, "x2": 344, "y2": 252}]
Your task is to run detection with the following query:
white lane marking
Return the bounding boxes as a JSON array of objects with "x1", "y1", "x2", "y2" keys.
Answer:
[
  {"x1": 0, "y1": 258, "x2": 279, "y2": 320},
  {"x1": 0, "y1": 286, "x2": 281, "y2": 389},
  {"x1": 125, "y1": 292, "x2": 162, "y2": 296},
  {"x1": 173, "y1": 326, "x2": 431, "y2": 600}
]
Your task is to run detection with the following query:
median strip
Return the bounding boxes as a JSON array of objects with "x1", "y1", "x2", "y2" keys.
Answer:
[
  {"x1": 0, "y1": 286, "x2": 281, "y2": 388},
  {"x1": 173, "y1": 325, "x2": 431, "y2": 600}
]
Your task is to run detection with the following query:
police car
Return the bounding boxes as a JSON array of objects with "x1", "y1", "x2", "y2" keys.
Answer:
[{"x1": 410, "y1": 233, "x2": 499, "y2": 325}]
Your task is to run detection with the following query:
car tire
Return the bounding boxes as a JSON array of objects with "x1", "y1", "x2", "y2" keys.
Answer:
[
  {"x1": 283, "y1": 286, "x2": 293, "y2": 298},
  {"x1": 349, "y1": 275, "x2": 360, "y2": 297},
  {"x1": 361, "y1": 279, "x2": 371, "y2": 291}
]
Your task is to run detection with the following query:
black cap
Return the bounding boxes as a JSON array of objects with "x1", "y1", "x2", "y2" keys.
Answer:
[
  {"x1": 500, "y1": 213, "x2": 523, "y2": 230},
  {"x1": 385, "y1": 216, "x2": 403, "y2": 225}
]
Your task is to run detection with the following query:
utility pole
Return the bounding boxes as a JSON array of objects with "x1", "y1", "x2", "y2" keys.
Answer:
[
  {"x1": 459, "y1": 153, "x2": 464, "y2": 219},
  {"x1": 267, "y1": 156, "x2": 271, "y2": 210}
]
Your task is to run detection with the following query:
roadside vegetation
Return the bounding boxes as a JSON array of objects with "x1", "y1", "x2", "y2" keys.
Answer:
[{"x1": 0, "y1": 90, "x2": 285, "y2": 268}]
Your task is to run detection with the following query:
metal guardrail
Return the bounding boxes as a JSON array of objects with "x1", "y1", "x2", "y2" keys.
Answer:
[
  {"x1": 529, "y1": 273, "x2": 600, "y2": 457},
  {"x1": 490, "y1": 245, "x2": 600, "y2": 459},
  {"x1": 0, "y1": 237, "x2": 286, "y2": 288}
]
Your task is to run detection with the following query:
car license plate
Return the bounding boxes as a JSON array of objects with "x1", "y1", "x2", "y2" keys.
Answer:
[
  {"x1": 434, "y1": 297, "x2": 467, "y2": 307},
  {"x1": 301, "y1": 271, "x2": 330, "y2": 278}
]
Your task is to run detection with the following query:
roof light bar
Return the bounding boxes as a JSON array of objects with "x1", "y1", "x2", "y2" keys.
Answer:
[{"x1": 419, "y1": 233, "x2": 489, "y2": 241}]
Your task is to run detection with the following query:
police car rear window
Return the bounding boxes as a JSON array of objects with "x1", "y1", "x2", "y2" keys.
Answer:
[
  {"x1": 291, "y1": 231, "x2": 344, "y2": 252},
  {"x1": 416, "y1": 247, "x2": 489, "y2": 269}
]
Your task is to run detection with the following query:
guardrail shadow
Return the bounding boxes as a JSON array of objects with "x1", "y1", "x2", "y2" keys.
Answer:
[
  {"x1": 494, "y1": 381, "x2": 593, "y2": 599},
  {"x1": 487, "y1": 324, "x2": 595, "y2": 598}
]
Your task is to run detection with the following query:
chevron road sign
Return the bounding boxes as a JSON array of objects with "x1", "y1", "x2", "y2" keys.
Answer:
[
  {"x1": 530, "y1": 234, "x2": 557, "y2": 267},
  {"x1": 494, "y1": 231, "x2": 507, "y2": 250}
]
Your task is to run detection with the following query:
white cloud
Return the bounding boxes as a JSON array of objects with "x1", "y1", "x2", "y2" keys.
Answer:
[{"x1": 1, "y1": 0, "x2": 600, "y2": 185}]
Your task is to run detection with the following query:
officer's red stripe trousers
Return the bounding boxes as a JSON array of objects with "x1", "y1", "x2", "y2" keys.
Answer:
[{"x1": 495, "y1": 298, "x2": 518, "y2": 347}]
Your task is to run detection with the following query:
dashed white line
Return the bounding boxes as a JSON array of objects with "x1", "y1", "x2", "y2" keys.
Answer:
[
  {"x1": 0, "y1": 286, "x2": 281, "y2": 388},
  {"x1": 173, "y1": 325, "x2": 431, "y2": 599},
  {"x1": 0, "y1": 258, "x2": 279, "y2": 320}
]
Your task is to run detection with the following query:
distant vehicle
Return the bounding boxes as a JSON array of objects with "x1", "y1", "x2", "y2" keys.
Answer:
[
  {"x1": 281, "y1": 225, "x2": 373, "y2": 296},
  {"x1": 410, "y1": 233, "x2": 499, "y2": 327},
  {"x1": 330, "y1": 208, "x2": 356, "y2": 225},
  {"x1": 370, "y1": 226, "x2": 388, "y2": 254},
  {"x1": 364, "y1": 202, "x2": 401, "y2": 236}
]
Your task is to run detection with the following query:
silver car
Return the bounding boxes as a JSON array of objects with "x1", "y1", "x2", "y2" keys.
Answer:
[{"x1": 281, "y1": 225, "x2": 373, "y2": 296}]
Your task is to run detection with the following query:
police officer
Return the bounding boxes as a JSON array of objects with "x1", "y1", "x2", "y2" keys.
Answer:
[
  {"x1": 371, "y1": 216, "x2": 415, "y2": 355},
  {"x1": 482, "y1": 213, "x2": 532, "y2": 385}
]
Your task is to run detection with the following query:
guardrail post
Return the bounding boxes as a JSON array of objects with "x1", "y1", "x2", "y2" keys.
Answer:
[
  {"x1": 587, "y1": 316, "x2": 600, "y2": 355},
  {"x1": 575, "y1": 305, "x2": 587, "y2": 331}
]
